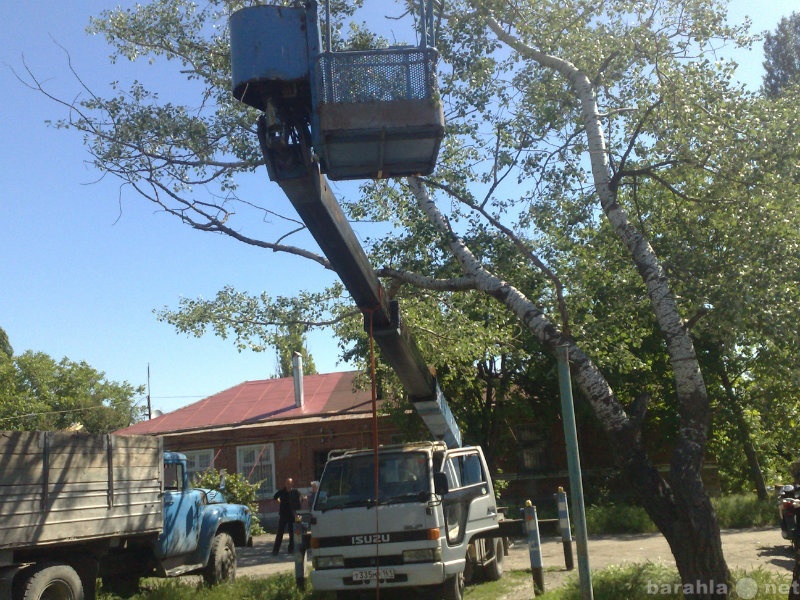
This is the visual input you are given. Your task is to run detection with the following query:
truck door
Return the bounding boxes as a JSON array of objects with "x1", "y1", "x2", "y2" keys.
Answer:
[
  {"x1": 158, "y1": 460, "x2": 202, "y2": 558},
  {"x1": 440, "y1": 450, "x2": 498, "y2": 555}
]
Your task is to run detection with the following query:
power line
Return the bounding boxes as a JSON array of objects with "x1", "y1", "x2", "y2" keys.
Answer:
[{"x1": 0, "y1": 404, "x2": 116, "y2": 424}]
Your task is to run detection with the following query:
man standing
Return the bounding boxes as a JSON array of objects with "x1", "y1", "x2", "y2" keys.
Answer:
[
  {"x1": 308, "y1": 480, "x2": 319, "y2": 509},
  {"x1": 272, "y1": 477, "x2": 302, "y2": 555}
]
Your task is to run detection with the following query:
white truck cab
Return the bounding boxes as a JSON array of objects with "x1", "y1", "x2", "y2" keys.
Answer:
[{"x1": 309, "y1": 441, "x2": 504, "y2": 600}]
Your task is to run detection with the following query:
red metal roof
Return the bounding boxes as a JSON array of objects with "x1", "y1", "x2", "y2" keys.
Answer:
[{"x1": 117, "y1": 371, "x2": 377, "y2": 436}]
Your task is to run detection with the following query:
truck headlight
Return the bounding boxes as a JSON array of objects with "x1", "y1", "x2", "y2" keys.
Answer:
[
  {"x1": 402, "y1": 547, "x2": 442, "y2": 564},
  {"x1": 314, "y1": 555, "x2": 345, "y2": 569}
]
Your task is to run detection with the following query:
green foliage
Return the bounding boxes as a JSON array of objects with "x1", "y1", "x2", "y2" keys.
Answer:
[
  {"x1": 0, "y1": 335, "x2": 145, "y2": 432},
  {"x1": 584, "y1": 494, "x2": 777, "y2": 535},
  {"x1": 193, "y1": 468, "x2": 264, "y2": 535},
  {"x1": 538, "y1": 566, "x2": 792, "y2": 600},
  {"x1": 585, "y1": 503, "x2": 659, "y2": 535},
  {"x1": 462, "y1": 569, "x2": 532, "y2": 600},
  {"x1": 99, "y1": 573, "x2": 311, "y2": 600},
  {"x1": 555, "y1": 562, "x2": 681, "y2": 599},
  {"x1": 712, "y1": 494, "x2": 778, "y2": 529},
  {"x1": 156, "y1": 286, "x2": 323, "y2": 378},
  {"x1": 0, "y1": 327, "x2": 12, "y2": 359},
  {"x1": 763, "y1": 12, "x2": 800, "y2": 98}
]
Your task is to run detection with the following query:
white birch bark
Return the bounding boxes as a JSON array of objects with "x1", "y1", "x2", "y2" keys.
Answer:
[
  {"x1": 405, "y1": 177, "x2": 630, "y2": 433},
  {"x1": 485, "y1": 17, "x2": 709, "y2": 463}
]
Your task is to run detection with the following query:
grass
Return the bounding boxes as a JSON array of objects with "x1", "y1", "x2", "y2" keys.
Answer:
[
  {"x1": 583, "y1": 493, "x2": 777, "y2": 535},
  {"x1": 530, "y1": 566, "x2": 793, "y2": 600},
  {"x1": 97, "y1": 494, "x2": 781, "y2": 599},
  {"x1": 99, "y1": 566, "x2": 794, "y2": 600},
  {"x1": 714, "y1": 493, "x2": 779, "y2": 529},
  {"x1": 99, "y1": 573, "x2": 311, "y2": 600}
]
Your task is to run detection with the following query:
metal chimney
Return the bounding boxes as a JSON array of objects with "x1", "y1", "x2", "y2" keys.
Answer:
[{"x1": 292, "y1": 351, "x2": 304, "y2": 408}]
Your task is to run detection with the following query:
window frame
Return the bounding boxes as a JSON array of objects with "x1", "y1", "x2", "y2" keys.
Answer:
[
  {"x1": 182, "y1": 448, "x2": 215, "y2": 485},
  {"x1": 236, "y1": 443, "x2": 276, "y2": 499}
]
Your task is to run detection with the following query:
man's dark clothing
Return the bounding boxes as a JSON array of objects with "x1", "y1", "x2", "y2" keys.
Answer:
[{"x1": 272, "y1": 486, "x2": 302, "y2": 554}]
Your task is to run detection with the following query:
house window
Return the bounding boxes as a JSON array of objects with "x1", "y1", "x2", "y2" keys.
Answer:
[
  {"x1": 237, "y1": 443, "x2": 275, "y2": 499},
  {"x1": 183, "y1": 448, "x2": 215, "y2": 484}
]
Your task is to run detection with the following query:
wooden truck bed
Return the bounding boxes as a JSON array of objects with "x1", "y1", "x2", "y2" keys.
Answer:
[{"x1": 0, "y1": 431, "x2": 163, "y2": 550}]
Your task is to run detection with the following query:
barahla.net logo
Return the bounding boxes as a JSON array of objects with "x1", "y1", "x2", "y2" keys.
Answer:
[{"x1": 646, "y1": 576, "x2": 799, "y2": 598}]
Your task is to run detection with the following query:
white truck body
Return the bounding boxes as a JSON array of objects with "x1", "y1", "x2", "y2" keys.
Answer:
[{"x1": 309, "y1": 442, "x2": 504, "y2": 599}]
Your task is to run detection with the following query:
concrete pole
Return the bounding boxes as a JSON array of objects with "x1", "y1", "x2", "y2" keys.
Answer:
[
  {"x1": 556, "y1": 344, "x2": 593, "y2": 600},
  {"x1": 523, "y1": 501, "x2": 545, "y2": 595},
  {"x1": 294, "y1": 515, "x2": 305, "y2": 588},
  {"x1": 556, "y1": 486, "x2": 575, "y2": 570}
]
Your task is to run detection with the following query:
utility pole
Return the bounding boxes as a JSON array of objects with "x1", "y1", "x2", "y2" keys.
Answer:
[{"x1": 556, "y1": 345, "x2": 593, "y2": 600}]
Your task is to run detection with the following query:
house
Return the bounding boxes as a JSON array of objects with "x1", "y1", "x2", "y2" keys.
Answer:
[
  {"x1": 116, "y1": 370, "x2": 400, "y2": 521},
  {"x1": 117, "y1": 367, "x2": 720, "y2": 523}
]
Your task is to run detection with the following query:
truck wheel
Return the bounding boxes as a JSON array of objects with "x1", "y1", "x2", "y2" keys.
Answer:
[
  {"x1": 441, "y1": 572, "x2": 464, "y2": 600},
  {"x1": 19, "y1": 562, "x2": 84, "y2": 600},
  {"x1": 484, "y1": 538, "x2": 504, "y2": 581},
  {"x1": 203, "y1": 531, "x2": 236, "y2": 585}
]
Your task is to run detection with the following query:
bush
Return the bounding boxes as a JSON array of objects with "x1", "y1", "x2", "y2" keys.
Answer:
[
  {"x1": 712, "y1": 493, "x2": 777, "y2": 529},
  {"x1": 584, "y1": 503, "x2": 658, "y2": 535},
  {"x1": 582, "y1": 493, "x2": 776, "y2": 535},
  {"x1": 193, "y1": 468, "x2": 265, "y2": 535}
]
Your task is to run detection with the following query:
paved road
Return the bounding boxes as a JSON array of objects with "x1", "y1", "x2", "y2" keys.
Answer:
[{"x1": 236, "y1": 527, "x2": 795, "y2": 592}]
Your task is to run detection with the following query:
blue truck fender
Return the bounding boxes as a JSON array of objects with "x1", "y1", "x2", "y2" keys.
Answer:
[{"x1": 194, "y1": 502, "x2": 251, "y2": 566}]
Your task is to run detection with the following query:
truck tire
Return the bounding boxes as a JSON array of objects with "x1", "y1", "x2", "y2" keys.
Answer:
[
  {"x1": 18, "y1": 562, "x2": 83, "y2": 600},
  {"x1": 483, "y1": 538, "x2": 504, "y2": 581},
  {"x1": 441, "y1": 572, "x2": 464, "y2": 600},
  {"x1": 203, "y1": 531, "x2": 236, "y2": 585}
]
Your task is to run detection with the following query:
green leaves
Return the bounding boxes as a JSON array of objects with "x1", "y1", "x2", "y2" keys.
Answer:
[{"x1": 0, "y1": 340, "x2": 145, "y2": 432}]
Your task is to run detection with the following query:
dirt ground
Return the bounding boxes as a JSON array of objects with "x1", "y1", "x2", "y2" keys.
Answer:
[{"x1": 235, "y1": 526, "x2": 795, "y2": 596}]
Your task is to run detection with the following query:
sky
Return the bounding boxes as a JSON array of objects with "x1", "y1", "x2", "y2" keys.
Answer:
[{"x1": 1, "y1": 0, "x2": 796, "y2": 417}]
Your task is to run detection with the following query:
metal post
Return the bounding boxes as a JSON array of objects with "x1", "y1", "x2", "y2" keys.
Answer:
[
  {"x1": 523, "y1": 501, "x2": 545, "y2": 595},
  {"x1": 556, "y1": 486, "x2": 574, "y2": 570},
  {"x1": 556, "y1": 344, "x2": 593, "y2": 599},
  {"x1": 294, "y1": 515, "x2": 305, "y2": 588}
]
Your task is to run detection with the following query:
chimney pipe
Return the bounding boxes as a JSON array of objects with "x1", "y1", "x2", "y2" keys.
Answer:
[{"x1": 292, "y1": 352, "x2": 304, "y2": 408}]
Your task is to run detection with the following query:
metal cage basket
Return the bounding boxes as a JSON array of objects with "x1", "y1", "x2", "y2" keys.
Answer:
[{"x1": 313, "y1": 47, "x2": 445, "y2": 180}]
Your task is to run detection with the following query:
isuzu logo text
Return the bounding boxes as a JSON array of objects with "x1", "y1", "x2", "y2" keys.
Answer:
[{"x1": 352, "y1": 533, "x2": 390, "y2": 544}]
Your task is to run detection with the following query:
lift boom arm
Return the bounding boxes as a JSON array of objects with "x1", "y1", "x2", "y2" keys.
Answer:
[{"x1": 256, "y1": 117, "x2": 461, "y2": 448}]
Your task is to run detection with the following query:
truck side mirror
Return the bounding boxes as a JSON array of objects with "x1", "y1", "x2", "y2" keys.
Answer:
[{"x1": 434, "y1": 472, "x2": 449, "y2": 496}]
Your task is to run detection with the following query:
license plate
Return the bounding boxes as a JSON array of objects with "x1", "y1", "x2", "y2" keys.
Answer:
[{"x1": 352, "y1": 568, "x2": 395, "y2": 581}]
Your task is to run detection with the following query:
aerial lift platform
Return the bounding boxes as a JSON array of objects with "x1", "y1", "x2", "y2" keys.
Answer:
[{"x1": 229, "y1": 0, "x2": 459, "y2": 448}]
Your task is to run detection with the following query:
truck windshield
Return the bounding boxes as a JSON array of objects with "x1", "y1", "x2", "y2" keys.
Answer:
[{"x1": 315, "y1": 451, "x2": 430, "y2": 510}]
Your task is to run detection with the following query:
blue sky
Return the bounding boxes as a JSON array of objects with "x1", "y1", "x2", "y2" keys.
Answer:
[{"x1": 1, "y1": 0, "x2": 795, "y2": 416}]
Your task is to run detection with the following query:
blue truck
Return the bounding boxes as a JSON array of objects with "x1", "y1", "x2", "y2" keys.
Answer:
[{"x1": 0, "y1": 431, "x2": 251, "y2": 600}]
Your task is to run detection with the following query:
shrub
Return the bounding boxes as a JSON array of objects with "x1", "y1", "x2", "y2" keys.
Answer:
[
  {"x1": 194, "y1": 468, "x2": 264, "y2": 535},
  {"x1": 712, "y1": 493, "x2": 778, "y2": 529},
  {"x1": 581, "y1": 493, "x2": 776, "y2": 535},
  {"x1": 584, "y1": 503, "x2": 658, "y2": 535}
]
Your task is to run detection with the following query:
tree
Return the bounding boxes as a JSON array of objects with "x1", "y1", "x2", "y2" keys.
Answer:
[
  {"x1": 24, "y1": 0, "x2": 800, "y2": 595},
  {"x1": 0, "y1": 333, "x2": 146, "y2": 432},
  {"x1": 155, "y1": 286, "x2": 323, "y2": 378},
  {"x1": 763, "y1": 12, "x2": 800, "y2": 98},
  {"x1": 0, "y1": 327, "x2": 12, "y2": 359}
]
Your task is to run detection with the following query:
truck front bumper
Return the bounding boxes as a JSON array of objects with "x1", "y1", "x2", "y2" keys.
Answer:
[{"x1": 311, "y1": 561, "x2": 446, "y2": 591}]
